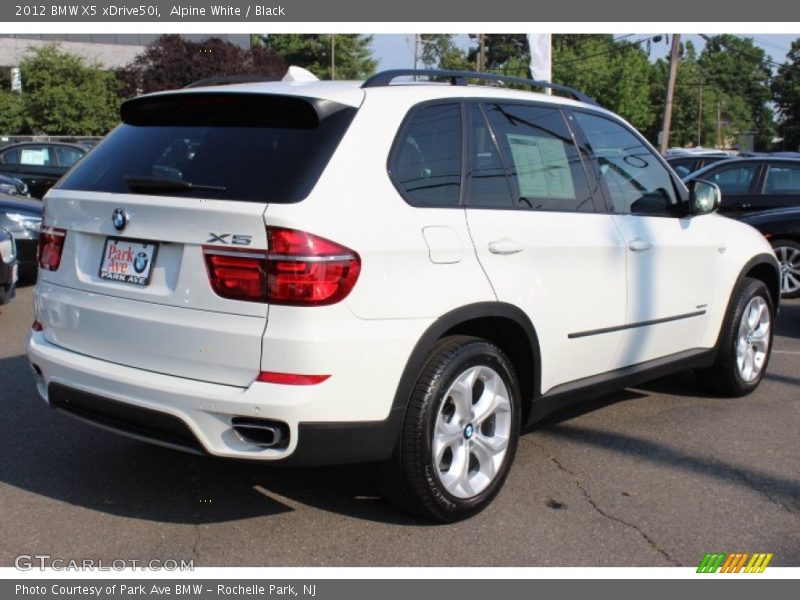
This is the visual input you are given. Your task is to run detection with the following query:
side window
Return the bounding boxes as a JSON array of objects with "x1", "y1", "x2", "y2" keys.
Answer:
[
  {"x1": 763, "y1": 164, "x2": 800, "y2": 194},
  {"x1": 573, "y1": 111, "x2": 678, "y2": 216},
  {"x1": 466, "y1": 104, "x2": 514, "y2": 208},
  {"x1": 55, "y1": 146, "x2": 85, "y2": 167},
  {"x1": 483, "y1": 103, "x2": 594, "y2": 211},
  {"x1": 0, "y1": 148, "x2": 20, "y2": 164},
  {"x1": 707, "y1": 164, "x2": 757, "y2": 194},
  {"x1": 390, "y1": 103, "x2": 462, "y2": 207}
]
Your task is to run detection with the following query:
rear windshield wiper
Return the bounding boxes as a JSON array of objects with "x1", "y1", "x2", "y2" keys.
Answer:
[{"x1": 124, "y1": 175, "x2": 227, "y2": 193}]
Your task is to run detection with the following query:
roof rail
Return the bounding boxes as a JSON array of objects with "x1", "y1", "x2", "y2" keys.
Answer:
[
  {"x1": 184, "y1": 74, "x2": 281, "y2": 89},
  {"x1": 361, "y1": 69, "x2": 597, "y2": 105}
]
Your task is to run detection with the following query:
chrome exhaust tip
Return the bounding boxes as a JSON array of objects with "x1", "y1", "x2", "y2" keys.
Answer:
[{"x1": 231, "y1": 417, "x2": 289, "y2": 449}]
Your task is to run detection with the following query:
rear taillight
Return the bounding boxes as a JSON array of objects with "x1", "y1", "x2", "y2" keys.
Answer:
[
  {"x1": 203, "y1": 248, "x2": 269, "y2": 302},
  {"x1": 37, "y1": 227, "x2": 67, "y2": 272},
  {"x1": 203, "y1": 228, "x2": 360, "y2": 306},
  {"x1": 266, "y1": 227, "x2": 360, "y2": 306}
]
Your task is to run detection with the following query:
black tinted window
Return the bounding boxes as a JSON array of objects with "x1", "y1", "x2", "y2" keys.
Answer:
[
  {"x1": 391, "y1": 103, "x2": 462, "y2": 207},
  {"x1": 574, "y1": 111, "x2": 678, "y2": 216},
  {"x1": 763, "y1": 164, "x2": 800, "y2": 194},
  {"x1": 467, "y1": 104, "x2": 514, "y2": 208},
  {"x1": 707, "y1": 164, "x2": 757, "y2": 194},
  {"x1": 483, "y1": 103, "x2": 594, "y2": 212},
  {"x1": 59, "y1": 93, "x2": 356, "y2": 203}
]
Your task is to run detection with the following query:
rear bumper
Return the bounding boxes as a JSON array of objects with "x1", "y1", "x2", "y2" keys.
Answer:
[{"x1": 27, "y1": 329, "x2": 409, "y2": 465}]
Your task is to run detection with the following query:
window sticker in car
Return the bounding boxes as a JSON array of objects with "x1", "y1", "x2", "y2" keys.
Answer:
[
  {"x1": 506, "y1": 134, "x2": 575, "y2": 200},
  {"x1": 20, "y1": 149, "x2": 48, "y2": 166}
]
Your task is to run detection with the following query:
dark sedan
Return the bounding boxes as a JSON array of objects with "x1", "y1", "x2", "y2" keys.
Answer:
[
  {"x1": 685, "y1": 157, "x2": 800, "y2": 217},
  {"x1": 740, "y1": 206, "x2": 800, "y2": 298},
  {"x1": 0, "y1": 194, "x2": 42, "y2": 282},
  {"x1": 0, "y1": 226, "x2": 18, "y2": 304},
  {"x1": 0, "y1": 142, "x2": 87, "y2": 199},
  {"x1": 665, "y1": 154, "x2": 729, "y2": 178}
]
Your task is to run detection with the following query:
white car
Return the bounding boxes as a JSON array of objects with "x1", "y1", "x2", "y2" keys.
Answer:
[{"x1": 27, "y1": 69, "x2": 780, "y2": 521}]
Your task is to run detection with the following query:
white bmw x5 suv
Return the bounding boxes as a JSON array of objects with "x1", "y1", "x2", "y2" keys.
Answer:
[{"x1": 28, "y1": 69, "x2": 779, "y2": 521}]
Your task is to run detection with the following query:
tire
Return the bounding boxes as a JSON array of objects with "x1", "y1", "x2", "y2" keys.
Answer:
[
  {"x1": 771, "y1": 239, "x2": 800, "y2": 299},
  {"x1": 699, "y1": 277, "x2": 774, "y2": 397},
  {"x1": 377, "y1": 336, "x2": 521, "y2": 522}
]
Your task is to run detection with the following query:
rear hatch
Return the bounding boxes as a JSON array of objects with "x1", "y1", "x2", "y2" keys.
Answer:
[{"x1": 38, "y1": 87, "x2": 360, "y2": 386}]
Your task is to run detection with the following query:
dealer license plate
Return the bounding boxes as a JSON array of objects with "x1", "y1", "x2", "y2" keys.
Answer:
[{"x1": 98, "y1": 237, "x2": 159, "y2": 287}]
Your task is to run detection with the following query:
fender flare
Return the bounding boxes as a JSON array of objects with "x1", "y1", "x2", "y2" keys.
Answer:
[{"x1": 389, "y1": 302, "x2": 542, "y2": 418}]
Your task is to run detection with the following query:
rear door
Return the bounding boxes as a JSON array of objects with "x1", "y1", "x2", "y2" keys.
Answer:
[
  {"x1": 464, "y1": 101, "x2": 628, "y2": 393},
  {"x1": 38, "y1": 90, "x2": 360, "y2": 386}
]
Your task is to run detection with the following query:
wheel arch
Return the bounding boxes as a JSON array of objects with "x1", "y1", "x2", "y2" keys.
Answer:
[
  {"x1": 737, "y1": 252, "x2": 781, "y2": 309},
  {"x1": 391, "y1": 302, "x2": 542, "y2": 425}
]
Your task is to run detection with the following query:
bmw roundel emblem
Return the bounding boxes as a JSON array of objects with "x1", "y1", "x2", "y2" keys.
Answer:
[
  {"x1": 133, "y1": 251, "x2": 149, "y2": 274},
  {"x1": 112, "y1": 208, "x2": 128, "y2": 232}
]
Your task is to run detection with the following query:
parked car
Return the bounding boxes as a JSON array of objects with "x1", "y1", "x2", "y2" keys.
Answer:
[
  {"x1": 27, "y1": 69, "x2": 780, "y2": 522},
  {"x1": 0, "y1": 226, "x2": 18, "y2": 304},
  {"x1": 0, "y1": 173, "x2": 29, "y2": 196},
  {"x1": 666, "y1": 154, "x2": 729, "y2": 178},
  {"x1": 0, "y1": 142, "x2": 88, "y2": 199},
  {"x1": 0, "y1": 194, "x2": 42, "y2": 281},
  {"x1": 738, "y1": 206, "x2": 800, "y2": 298},
  {"x1": 684, "y1": 157, "x2": 800, "y2": 217}
]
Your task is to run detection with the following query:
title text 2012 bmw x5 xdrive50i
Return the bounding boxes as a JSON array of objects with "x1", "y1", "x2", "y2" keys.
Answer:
[{"x1": 27, "y1": 69, "x2": 780, "y2": 521}]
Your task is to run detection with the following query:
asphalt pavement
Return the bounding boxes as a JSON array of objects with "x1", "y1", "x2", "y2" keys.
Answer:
[{"x1": 1, "y1": 284, "x2": 798, "y2": 567}]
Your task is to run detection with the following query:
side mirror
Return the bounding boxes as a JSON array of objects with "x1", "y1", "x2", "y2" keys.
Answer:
[{"x1": 688, "y1": 179, "x2": 721, "y2": 215}]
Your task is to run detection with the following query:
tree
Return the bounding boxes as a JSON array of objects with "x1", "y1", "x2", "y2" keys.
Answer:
[
  {"x1": 117, "y1": 35, "x2": 286, "y2": 97},
  {"x1": 772, "y1": 38, "x2": 800, "y2": 151},
  {"x1": 698, "y1": 35, "x2": 775, "y2": 150},
  {"x1": 0, "y1": 91, "x2": 24, "y2": 134},
  {"x1": 19, "y1": 44, "x2": 120, "y2": 135},
  {"x1": 467, "y1": 34, "x2": 529, "y2": 75},
  {"x1": 553, "y1": 35, "x2": 657, "y2": 133},
  {"x1": 419, "y1": 35, "x2": 473, "y2": 71},
  {"x1": 257, "y1": 34, "x2": 376, "y2": 80}
]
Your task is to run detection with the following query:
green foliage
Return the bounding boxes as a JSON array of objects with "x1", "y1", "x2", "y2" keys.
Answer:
[
  {"x1": 258, "y1": 34, "x2": 377, "y2": 80},
  {"x1": 468, "y1": 34, "x2": 529, "y2": 74},
  {"x1": 553, "y1": 35, "x2": 657, "y2": 132},
  {"x1": 698, "y1": 35, "x2": 775, "y2": 150},
  {"x1": 19, "y1": 44, "x2": 120, "y2": 136},
  {"x1": 419, "y1": 35, "x2": 473, "y2": 71},
  {"x1": 772, "y1": 38, "x2": 800, "y2": 151},
  {"x1": 0, "y1": 91, "x2": 24, "y2": 134}
]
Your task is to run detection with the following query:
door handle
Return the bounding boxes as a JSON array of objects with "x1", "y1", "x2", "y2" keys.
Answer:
[
  {"x1": 488, "y1": 239, "x2": 524, "y2": 255},
  {"x1": 627, "y1": 238, "x2": 652, "y2": 252}
]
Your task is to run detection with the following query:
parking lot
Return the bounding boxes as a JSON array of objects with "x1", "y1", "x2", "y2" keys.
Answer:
[{"x1": 1, "y1": 284, "x2": 798, "y2": 567}]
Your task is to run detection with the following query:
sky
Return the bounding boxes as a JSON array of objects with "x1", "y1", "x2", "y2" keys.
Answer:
[{"x1": 371, "y1": 33, "x2": 800, "y2": 71}]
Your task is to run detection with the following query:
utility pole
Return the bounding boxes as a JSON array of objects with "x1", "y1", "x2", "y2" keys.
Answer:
[
  {"x1": 478, "y1": 34, "x2": 486, "y2": 72},
  {"x1": 716, "y1": 101, "x2": 722, "y2": 148},
  {"x1": 659, "y1": 33, "x2": 681, "y2": 155},
  {"x1": 413, "y1": 34, "x2": 420, "y2": 70}
]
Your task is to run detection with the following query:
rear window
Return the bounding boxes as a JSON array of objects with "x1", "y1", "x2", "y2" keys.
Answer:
[{"x1": 58, "y1": 93, "x2": 357, "y2": 203}]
